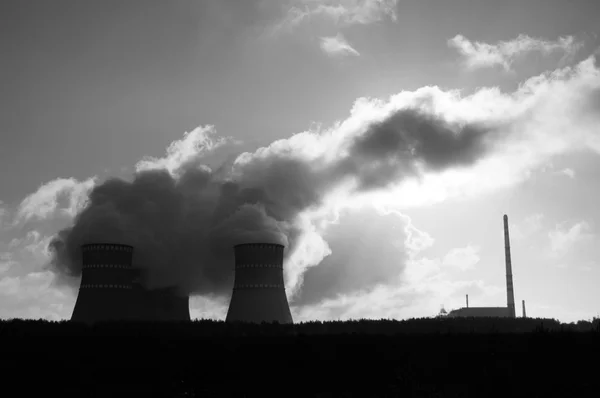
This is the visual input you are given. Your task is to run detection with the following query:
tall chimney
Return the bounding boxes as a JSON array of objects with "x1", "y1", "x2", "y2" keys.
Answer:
[
  {"x1": 504, "y1": 215, "x2": 516, "y2": 318},
  {"x1": 226, "y1": 243, "x2": 293, "y2": 324},
  {"x1": 522, "y1": 300, "x2": 527, "y2": 318},
  {"x1": 466, "y1": 294, "x2": 469, "y2": 308}
]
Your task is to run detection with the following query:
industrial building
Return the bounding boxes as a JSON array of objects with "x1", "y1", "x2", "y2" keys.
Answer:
[
  {"x1": 71, "y1": 243, "x2": 190, "y2": 323},
  {"x1": 447, "y1": 215, "x2": 524, "y2": 318},
  {"x1": 225, "y1": 243, "x2": 293, "y2": 324}
]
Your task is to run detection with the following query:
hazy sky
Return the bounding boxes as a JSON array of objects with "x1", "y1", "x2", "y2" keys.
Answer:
[{"x1": 1, "y1": 0, "x2": 600, "y2": 322}]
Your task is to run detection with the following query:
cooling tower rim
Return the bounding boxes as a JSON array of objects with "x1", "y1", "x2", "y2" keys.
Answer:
[
  {"x1": 81, "y1": 243, "x2": 134, "y2": 251},
  {"x1": 234, "y1": 243, "x2": 285, "y2": 249}
]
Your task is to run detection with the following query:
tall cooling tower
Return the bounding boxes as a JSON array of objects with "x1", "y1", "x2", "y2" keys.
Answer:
[
  {"x1": 226, "y1": 243, "x2": 293, "y2": 324},
  {"x1": 71, "y1": 244, "x2": 135, "y2": 323}
]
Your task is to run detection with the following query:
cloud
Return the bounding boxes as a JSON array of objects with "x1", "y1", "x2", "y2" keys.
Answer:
[
  {"x1": 0, "y1": 259, "x2": 16, "y2": 274},
  {"x1": 0, "y1": 200, "x2": 6, "y2": 226},
  {"x1": 559, "y1": 168, "x2": 576, "y2": 178},
  {"x1": 320, "y1": 34, "x2": 360, "y2": 56},
  {"x1": 448, "y1": 34, "x2": 583, "y2": 71},
  {"x1": 21, "y1": 231, "x2": 53, "y2": 259},
  {"x1": 510, "y1": 213, "x2": 544, "y2": 241},
  {"x1": 293, "y1": 275, "x2": 504, "y2": 321},
  {"x1": 39, "y1": 54, "x2": 600, "y2": 317},
  {"x1": 293, "y1": 212, "x2": 498, "y2": 321},
  {"x1": 270, "y1": 0, "x2": 398, "y2": 34},
  {"x1": 135, "y1": 125, "x2": 232, "y2": 175},
  {"x1": 442, "y1": 245, "x2": 480, "y2": 271},
  {"x1": 548, "y1": 221, "x2": 594, "y2": 257},
  {"x1": 294, "y1": 206, "x2": 410, "y2": 305},
  {"x1": 188, "y1": 296, "x2": 228, "y2": 320},
  {"x1": 0, "y1": 271, "x2": 70, "y2": 320},
  {"x1": 15, "y1": 177, "x2": 96, "y2": 224}
]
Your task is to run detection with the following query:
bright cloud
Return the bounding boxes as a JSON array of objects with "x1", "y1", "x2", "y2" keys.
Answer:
[
  {"x1": 0, "y1": 259, "x2": 16, "y2": 274},
  {"x1": 15, "y1": 177, "x2": 96, "y2": 224},
  {"x1": 442, "y1": 245, "x2": 481, "y2": 271},
  {"x1": 0, "y1": 200, "x2": 6, "y2": 226},
  {"x1": 559, "y1": 168, "x2": 576, "y2": 178},
  {"x1": 135, "y1": 125, "x2": 231, "y2": 175},
  {"x1": 274, "y1": 0, "x2": 398, "y2": 33},
  {"x1": 511, "y1": 214, "x2": 545, "y2": 241},
  {"x1": 448, "y1": 34, "x2": 583, "y2": 71},
  {"x1": 0, "y1": 271, "x2": 70, "y2": 320},
  {"x1": 320, "y1": 34, "x2": 360, "y2": 57},
  {"x1": 294, "y1": 272, "x2": 504, "y2": 321},
  {"x1": 367, "y1": 55, "x2": 600, "y2": 210},
  {"x1": 548, "y1": 221, "x2": 594, "y2": 257}
]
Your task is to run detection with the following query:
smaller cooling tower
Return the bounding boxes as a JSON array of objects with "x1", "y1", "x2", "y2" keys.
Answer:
[
  {"x1": 226, "y1": 243, "x2": 293, "y2": 324},
  {"x1": 71, "y1": 244, "x2": 135, "y2": 323}
]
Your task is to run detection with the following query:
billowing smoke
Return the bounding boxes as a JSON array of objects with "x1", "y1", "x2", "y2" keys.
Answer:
[{"x1": 48, "y1": 87, "x2": 505, "y2": 299}]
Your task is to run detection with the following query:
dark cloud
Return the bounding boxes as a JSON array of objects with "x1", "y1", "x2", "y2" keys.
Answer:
[
  {"x1": 48, "y1": 101, "x2": 499, "y2": 300},
  {"x1": 344, "y1": 109, "x2": 493, "y2": 190},
  {"x1": 294, "y1": 207, "x2": 409, "y2": 306}
]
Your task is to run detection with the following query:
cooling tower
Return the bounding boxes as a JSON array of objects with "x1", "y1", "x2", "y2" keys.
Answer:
[
  {"x1": 71, "y1": 243, "x2": 135, "y2": 323},
  {"x1": 504, "y1": 215, "x2": 516, "y2": 318},
  {"x1": 226, "y1": 243, "x2": 293, "y2": 324}
]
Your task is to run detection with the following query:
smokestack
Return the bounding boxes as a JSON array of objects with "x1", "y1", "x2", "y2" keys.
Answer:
[
  {"x1": 503, "y1": 215, "x2": 516, "y2": 318},
  {"x1": 226, "y1": 243, "x2": 293, "y2": 324},
  {"x1": 466, "y1": 294, "x2": 469, "y2": 308},
  {"x1": 71, "y1": 244, "x2": 135, "y2": 323},
  {"x1": 522, "y1": 300, "x2": 527, "y2": 318}
]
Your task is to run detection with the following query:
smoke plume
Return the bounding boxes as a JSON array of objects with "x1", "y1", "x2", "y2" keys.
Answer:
[{"x1": 48, "y1": 90, "x2": 501, "y2": 300}]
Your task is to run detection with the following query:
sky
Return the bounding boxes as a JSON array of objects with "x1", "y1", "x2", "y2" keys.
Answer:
[{"x1": 1, "y1": 0, "x2": 600, "y2": 323}]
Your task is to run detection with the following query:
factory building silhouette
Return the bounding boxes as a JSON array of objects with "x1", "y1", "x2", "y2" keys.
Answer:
[
  {"x1": 447, "y1": 214, "x2": 524, "y2": 318},
  {"x1": 71, "y1": 243, "x2": 190, "y2": 323}
]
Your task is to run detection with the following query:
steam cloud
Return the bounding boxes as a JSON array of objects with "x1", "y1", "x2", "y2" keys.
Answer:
[{"x1": 48, "y1": 88, "x2": 507, "y2": 300}]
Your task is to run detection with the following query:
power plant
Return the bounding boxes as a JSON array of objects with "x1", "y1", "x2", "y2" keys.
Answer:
[
  {"x1": 71, "y1": 243, "x2": 190, "y2": 323},
  {"x1": 225, "y1": 243, "x2": 293, "y2": 324},
  {"x1": 447, "y1": 214, "x2": 520, "y2": 318},
  {"x1": 72, "y1": 217, "x2": 523, "y2": 323}
]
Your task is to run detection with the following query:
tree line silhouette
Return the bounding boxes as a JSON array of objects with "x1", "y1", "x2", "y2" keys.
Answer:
[
  {"x1": 1, "y1": 317, "x2": 599, "y2": 397},
  {"x1": 1, "y1": 316, "x2": 599, "y2": 337}
]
